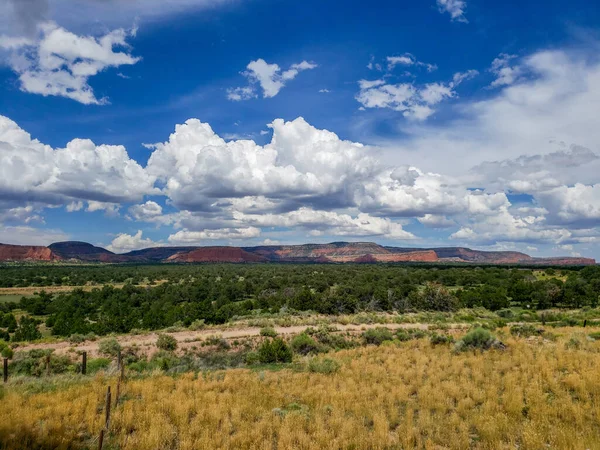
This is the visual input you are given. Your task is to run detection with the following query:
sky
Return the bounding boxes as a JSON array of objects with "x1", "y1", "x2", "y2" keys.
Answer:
[{"x1": 0, "y1": 0, "x2": 600, "y2": 259}]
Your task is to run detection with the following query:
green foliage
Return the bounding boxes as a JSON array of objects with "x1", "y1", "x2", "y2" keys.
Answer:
[
  {"x1": 0, "y1": 340, "x2": 13, "y2": 359},
  {"x1": 588, "y1": 332, "x2": 600, "y2": 340},
  {"x1": 260, "y1": 327, "x2": 278, "y2": 338},
  {"x1": 510, "y1": 324, "x2": 544, "y2": 338},
  {"x1": 98, "y1": 338, "x2": 122, "y2": 357},
  {"x1": 156, "y1": 334, "x2": 178, "y2": 351},
  {"x1": 11, "y1": 316, "x2": 41, "y2": 342},
  {"x1": 0, "y1": 264, "x2": 598, "y2": 340},
  {"x1": 10, "y1": 350, "x2": 74, "y2": 377},
  {"x1": 307, "y1": 357, "x2": 341, "y2": 374},
  {"x1": 68, "y1": 333, "x2": 96, "y2": 344},
  {"x1": 290, "y1": 333, "x2": 322, "y2": 355},
  {"x1": 257, "y1": 338, "x2": 292, "y2": 364},
  {"x1": 86, "y1": 358, "x2": 111, "y2": 374},
  {"x1": 455, "y1": 327, "x2": 501, "y2": 352},
  {"x1": 395, "y1": 328, "x2": 428, "y2": 342},
  {"x1": 204, "y1": 336, "x2": 230, "y2": 350},
  {"x1": 188, "y1": 319, "x2": 206, "y2": 331},
  {"x1": 429, "y1": 333, "x2": 454, "y2": 345},
  {"x1": 408, "y1": 283, "x2": 458, "y2": 312},
  {"x1": 362, "y1": 327, "x2": 394, "y2": 345}
]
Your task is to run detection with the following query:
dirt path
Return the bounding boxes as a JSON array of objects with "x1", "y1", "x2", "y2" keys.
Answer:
[{"x1": 18, "y1": 322, "x2": 437, "y2": 358}]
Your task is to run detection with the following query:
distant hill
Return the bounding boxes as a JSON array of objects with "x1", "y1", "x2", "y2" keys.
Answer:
[{"x1": 0, "y1": 241, "x2": 595, "y2": 265}]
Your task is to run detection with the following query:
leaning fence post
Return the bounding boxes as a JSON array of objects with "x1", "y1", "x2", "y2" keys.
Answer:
[
  {"x1": 115, "y1": 377, "x2": 121, "y2": 407},
  {"x1": 105, "y1": 386, "x2": 112, "y2": 430},
  {"x1": 82, "y1": 351, "x2": 87, "y2": 375},
  {"x1": 97, "y1": 428, "x2": 104, "y2": 450},
  {"x1": 3, "y1": 358, "x2": 7, "y2": 383}
]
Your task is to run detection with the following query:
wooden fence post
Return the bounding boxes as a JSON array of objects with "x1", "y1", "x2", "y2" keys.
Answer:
[
  {"x1": 117, "y1": 350, "x2": 121, "y2": 371},
  {"x1": 105, "y1": 386, "x2": 112, "y2": 430},
  {"x1": 82, "y1": 351, "x2": 87, "y2": 375},
  {"x1": 97, "y1": 429, "x2": 104, "y2": 450},
  {"x1": 46, "y1": 354, "x2": 51, "y2": 377},
  {"x1": 3, "y1": 358, "x2": 7, "y2": 383}
]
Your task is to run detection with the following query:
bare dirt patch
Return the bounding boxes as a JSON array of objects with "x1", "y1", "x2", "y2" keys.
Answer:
[{"x1": 17, "y1": 322, "x2": 435, "y2": 358}]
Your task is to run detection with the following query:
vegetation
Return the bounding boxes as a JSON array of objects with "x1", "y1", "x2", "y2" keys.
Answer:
[
  {"x1": 156, "y1": 334, "x2": 178, "y2": 351},
  {"x1": 362, "y1": 327, "x2": 394, "y2": 345},
  {"x1": 2, "y1": 333, "x2": 600, "y2": 449},
  {"x1": 98, "y1": 338, "x2": 122, "y2": 357},
  {"x1": 454, "y1": 327, "x2": 503, "y2": 352},
  {"x1": 2, "y1": 264, "x2": 600, "y2": 342},
  {"x1": 257, "y1": 338, "x2": 293, "y2": 364}
]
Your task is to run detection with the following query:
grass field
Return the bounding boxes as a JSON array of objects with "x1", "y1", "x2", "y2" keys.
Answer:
[{"x1": 2, "y1": 328, "x2": 600, "y2": 450}]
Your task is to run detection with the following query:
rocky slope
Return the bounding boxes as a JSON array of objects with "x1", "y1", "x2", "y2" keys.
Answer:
[
  {"x1": 0, "y1": 244, "x2": 61, "y2": 262},
  {"x1": 48, "y1": 241, "x2": 128, "y2": 263},
  {"x1": 167, "y1": 247, "x2": 267, "y2": 263},
  {"x1": 0, "y1": 241, "x2": 595, "y2": 265}
]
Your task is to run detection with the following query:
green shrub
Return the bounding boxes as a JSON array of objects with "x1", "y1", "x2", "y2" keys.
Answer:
[
  {"x1": 11, "y1": 316, "x2": 41, "y2": 342},
  {"x1": 10, "y1": 350, "x2": 74, "y2": 376},
  {"x1": 588, "y1": 331, "x2": 600, "y2": 340},
  {"x1": 188, "y1": 320, "x2": 206, "y2": 331},
  {"x1": 257, "y1": 338, "x2": 292, "y2": 364},
  {"x1": 0, "y1": 340, "x2": 13, "y2": 359},
  {"x1": 565, "y1": 336, "x2": 582, "y2": 350},
  {"x1": 98, "y1": 338, "x2": 122, "y2": 357},
  {"x1": 510, "y1": 324, "x2": 544, "y2": 338},
  {"x1": 290, "y1": 333, "x2": 322, "y2": 355},
  {"x1": 245, "y1": 351, "x2": 260, "y2": 365},
  {"x1": 496, "y1": 308, "x2": 515, "y2": 319},
  {"x1": 306, "y1": 326, "x2": 354, "y2": 350},
  {"x1": 68, "y1": 333, "x2": 86, "y2": 344},
  {"x1": 308, "y1": 357, "x2": 340, "y2": 374},
  {"x1": 204, "y1": 335, "x2": 230, "y2": 350},
  {"x1": 454, "y1": 327, "x2": 504, "y2": 352},
  {"x1": 430, "y1": 333, "x2": 454, "y2": 345},
  {"x1": 363, "y1": 327, "x2": 394, "y2": 345},
  {"x1": 156, "y1": 334, "x2": 178, "y2": 351},
  {"x1": 260, "y1": 327, "x2": 278, "y2": 338},
  {"x1": 86, "y1": 358, "x2": 111, "y2": 374}
]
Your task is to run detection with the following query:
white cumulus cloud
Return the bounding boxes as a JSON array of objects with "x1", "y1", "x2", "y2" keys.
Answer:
[
  {"x1": 0, "y1": 22, "x2": 140, "y2": 104},
  {"x1": 227, "y1": 58, "x2": 317, "y2": 100}
]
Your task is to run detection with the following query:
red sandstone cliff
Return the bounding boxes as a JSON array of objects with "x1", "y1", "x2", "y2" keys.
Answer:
[
  {"x1": 167, "y1": 247, "x2": 267, "y2": 263},
  {"x1": 0, "y1": 244, "x2": 61, "y2": 261}
]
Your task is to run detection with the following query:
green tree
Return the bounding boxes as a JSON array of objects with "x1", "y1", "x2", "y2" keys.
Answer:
[{"x1": 11, "y1": 316, "x2": 42, "y2": 342}]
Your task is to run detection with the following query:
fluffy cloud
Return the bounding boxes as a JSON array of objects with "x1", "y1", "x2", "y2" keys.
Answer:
[
  {"x1": 228, "y1": 58, "x2": 317, "y2": 100},
  {"x1": 168, "y1": 227, "x2": 261, "y2": 244},
  {"x1": 0, "y1": 115, "x2": 156, "y2": 210},
  {"x1": 489, "y1": 53, "x2": 522, "y2": 87},
  {"x1": 146, "y1": 116, "x2": 378, "y2": 212},
  {"x1": 0, "y1": 22, "x2": 140, "y2": 104},
  {"x1": 387, "y1": 54, "x2": 437, "y2": 72},
  {"x1": 235, "y1": 208, "x2": 415, "y2": 239},
  {"x1": 107, "y1": 230, "x2": 158, "y2": 253},
  {"x1": 436, "y1": 0, "x2": 468, "y2": 23},
  {"x1": 356, "y1": 69, "x2": 476, "y2": 120}
]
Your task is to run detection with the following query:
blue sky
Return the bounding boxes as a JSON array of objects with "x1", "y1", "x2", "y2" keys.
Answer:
[{"x1": 1, "y1": 0, "x2": 600, "y2": 259}]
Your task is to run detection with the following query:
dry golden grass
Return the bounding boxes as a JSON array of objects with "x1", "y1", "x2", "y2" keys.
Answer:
[{"x1": 2, "y1": 330, "x2": 600, "y2": 449}]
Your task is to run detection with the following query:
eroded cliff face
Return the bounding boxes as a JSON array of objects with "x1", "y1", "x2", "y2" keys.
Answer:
[
  {"x1": 167, "y1": 247, "x2": 267, "y2": 263},
  {"x1": 0, "y1": 244, "x2": 61, "y2": 261},
  {"x1": 0, "y1": 241, "x2": 595, "y2": 265}
]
